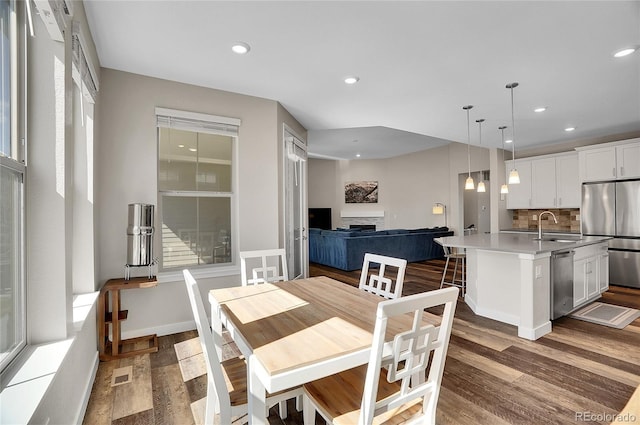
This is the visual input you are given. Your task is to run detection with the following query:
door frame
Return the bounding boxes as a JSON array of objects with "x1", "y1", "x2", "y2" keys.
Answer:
[{"x1": 282, "y1": 124, "x2": 308, "y2": 279}]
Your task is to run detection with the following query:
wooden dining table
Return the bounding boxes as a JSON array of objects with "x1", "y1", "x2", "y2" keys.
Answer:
[{"x1": 208, "y1": 275, "x2": 440, "y2": 425}]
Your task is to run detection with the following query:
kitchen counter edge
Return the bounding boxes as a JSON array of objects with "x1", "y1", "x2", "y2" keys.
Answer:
[{"x1": 436, "y1": 233, "x2": 611, "y2": 255}]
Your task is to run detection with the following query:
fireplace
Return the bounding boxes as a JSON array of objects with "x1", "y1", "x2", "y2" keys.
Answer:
[
  {"x1": 350, "y1": 224, "x2": 376, "y2": 231},
  {"x1": 340, "y1": 210, "x2": 385, "y2": 230}
]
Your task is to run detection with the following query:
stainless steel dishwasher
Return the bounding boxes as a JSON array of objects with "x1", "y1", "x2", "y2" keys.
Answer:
[{"x1": 550, "y1": 249, "x2": 575, "y2": 320}]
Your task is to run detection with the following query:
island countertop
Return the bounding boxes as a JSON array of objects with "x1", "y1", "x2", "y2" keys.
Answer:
[{"x1": 436, "y1": 233, "x2": 611, "y2": 255}]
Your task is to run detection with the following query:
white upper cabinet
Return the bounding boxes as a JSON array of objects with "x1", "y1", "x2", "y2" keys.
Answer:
[
  {"x1": 555, "y1": 154, "x2": 580, "y2": 208},
  {"x1": 617, "y1": 142, "x2": 640, "y2": 179},
  {"x1": 531, "y1": 157, "x2": 556, "y2": 208},
  {"x1": 577, "y1": 138, "x2": 640, "y2": 182},
  {"x1": 506, "y1": 159, "x2": 532, "y2": 209},
  {"x1": 506, "y1": 152, "x2": 579, "y2": 209}
]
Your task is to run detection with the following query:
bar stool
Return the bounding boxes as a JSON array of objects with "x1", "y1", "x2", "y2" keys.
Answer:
[{"x1": 440, "y1": 245, "x2": 466, "y2": 296}]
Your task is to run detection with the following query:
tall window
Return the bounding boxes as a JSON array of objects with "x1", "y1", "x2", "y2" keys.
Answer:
[
  {"x1": 1, "y1": 0, "x2": 26, "y2": 372},
  {"x1": 156, "y1": 108, "x2": 239, "y2": 270}
]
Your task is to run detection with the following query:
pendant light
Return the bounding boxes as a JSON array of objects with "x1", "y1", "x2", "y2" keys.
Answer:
[
  {"x1": 476, "y1": 118, "x2": 486, "y2": 192},
  {"x1": 506, "y1": 82, "x2": 520, "y2": 184},
  {"x1": 499, "y1": 125, "x2": 509, "y2": 194},
  {"x1": 463, "y1": 105, "x2": 475, "y2": 190}
]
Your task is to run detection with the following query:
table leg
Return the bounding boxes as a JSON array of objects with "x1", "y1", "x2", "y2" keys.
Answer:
[
  {"x1": 112, "y1": 289, "x2": 121, "y2": 356},
  {"x1": 210, "y1": 302, "x2": 223, "y2": 361},
  {"x1": 248, "y1": 355, "x2": 267, "y2": 425},
  {"x1": 97, "y1": 291, "x2": 106, "y2": 356}
]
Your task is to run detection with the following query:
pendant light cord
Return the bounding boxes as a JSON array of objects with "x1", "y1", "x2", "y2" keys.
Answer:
[
  {"x1": 510, "y1": 85, "x2": 516, "y2": 169},
  {"x1": 467, "y1": 108, "x2": 471, "y2": 177},
  {"x1": 500, "y1": 125, "x2": 508, "y2": 183}
]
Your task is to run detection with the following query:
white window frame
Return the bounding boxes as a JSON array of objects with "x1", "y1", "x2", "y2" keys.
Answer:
[
  {"x1": 156, "y1": 107, "x2": 240, "y2": 280},
  {"x1": 0, "y1": 0, "x2": 27, "y2": 374}
]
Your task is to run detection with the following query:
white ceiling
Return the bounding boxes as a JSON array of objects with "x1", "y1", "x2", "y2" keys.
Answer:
[{"x1": 83, "y1": 1, "x2": 640, "y2": 160}]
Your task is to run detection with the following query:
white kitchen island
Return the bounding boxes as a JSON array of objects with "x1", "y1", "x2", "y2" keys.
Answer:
[{"x1": 436, "y1": 233, "x2": 610, "y2": 340}]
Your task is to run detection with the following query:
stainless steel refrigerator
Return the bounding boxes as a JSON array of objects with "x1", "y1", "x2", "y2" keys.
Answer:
[{"x1": 582, "y1": 180, "x2": 640, "y2": 288}]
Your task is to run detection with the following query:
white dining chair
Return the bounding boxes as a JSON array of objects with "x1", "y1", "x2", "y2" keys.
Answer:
[
  {"x1": 239, "y1": 248, "x2": 302, "y2": 414},
  {"x1": 182, "y1": 270, "x2": 303, "y2": 424},
  {"x1": 302, "y1": 286, "x2": 459, "y2": 425},
  {"x1": 358, "y1": 253, "x2": 408, "y2": 299},
  {"x1": 239, "y1": 248, "x2": 289, "y2": 286}
]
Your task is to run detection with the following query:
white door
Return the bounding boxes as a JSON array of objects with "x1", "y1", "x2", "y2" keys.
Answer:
[{"x1": 283, "y1": 127, "x2": 308, "y2": 279}]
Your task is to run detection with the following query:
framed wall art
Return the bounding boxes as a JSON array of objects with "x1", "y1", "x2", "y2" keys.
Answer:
[{"x1": 345, "y1": 181, "x2": 378, "y2": 203}]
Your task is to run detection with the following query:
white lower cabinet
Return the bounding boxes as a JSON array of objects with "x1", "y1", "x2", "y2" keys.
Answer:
[
  {"x1": 572, "y1": 242, "x2": 608, "y2": 309},
  {"x1": 573, "y1": 258, "x2": 588, "y2": 308},
  {"x1": 598, "y1": 251, "x2": 609, "y2": 293}
]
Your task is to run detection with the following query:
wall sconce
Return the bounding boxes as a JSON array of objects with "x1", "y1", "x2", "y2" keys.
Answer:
[{"x1": 432, "y1": 202, "x2": 447, "y2": 227}]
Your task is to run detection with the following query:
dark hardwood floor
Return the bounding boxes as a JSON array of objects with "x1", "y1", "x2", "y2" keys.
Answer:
[{"x1": 83, "y1": 259, "x2": 640, "y2": 424}]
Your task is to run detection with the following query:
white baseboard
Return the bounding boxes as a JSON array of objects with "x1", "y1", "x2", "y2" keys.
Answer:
[
  {"x1": 518, "y1": 321, "x2": 552, "y2": 340},
  {"x1": 474, "y1": 305, "x2": 519, "y2": 327},
  {"x1": 75, "y1": 351, "x2": 99, "y2": 425}
]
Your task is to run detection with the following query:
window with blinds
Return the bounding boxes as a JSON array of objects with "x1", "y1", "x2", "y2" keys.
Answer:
[{"x1": 156, "y1": 108, "x2": 240, "y2": 270}]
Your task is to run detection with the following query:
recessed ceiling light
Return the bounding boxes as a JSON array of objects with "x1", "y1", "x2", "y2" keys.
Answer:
[
  {"x1": 614, "y1": 47, "x2": 636, "y2": 58},
  {"x1": 178, "y1": 144, "x2": 185, "y2": 148},
  {"x1": 505, "y1": 139, "x2": 513, "y2": 144},
  {"x1": 565, "y1": 127, "x2": 576, "y2": 132},
  {"x1": 344, "y1": 76, "x2": 360, "y2": 85},
  {"x1": 534, "y1": 107, "x2": 547, "y2": 113},
  {"x1": 231, "y1": 42, "x2": 251, "y2": 55},
  {"x1": 189, "y1": 148, "x2": 197, "y2": 152},
  {"x1": 356, "y1": 153, "x2": 361, "y2": 158}
]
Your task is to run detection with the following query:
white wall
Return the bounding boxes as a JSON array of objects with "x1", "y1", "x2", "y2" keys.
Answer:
[
  {"x1": 308, "y1": 142, "x2": 491, "y2": 235},
  {"x1": 308, "y1": 159, "x2": 339, "y2": 227},
  {"x1": 13, "y1": 1, "x2": 101, "y2": 423},
  {"x1": 96, "y1": 69, "x2": 305, "y2": 337},
  {"x1": 27, "y1": 9, "x2": 70, "y2": 343}
]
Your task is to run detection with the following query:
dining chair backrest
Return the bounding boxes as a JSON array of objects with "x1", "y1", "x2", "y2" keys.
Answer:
[
  {"x1": 358, "y1": 253, "x2": 407, "y2": 299},
  {"x1": 182, "y1": 269, "x2": 230, "y2": 419},
  {"x1": 360, "y1": 286, "x2": 459, "y2": 425},
  {"x1": 240, "y1": 248, "x2": 289, "y2": 285}
]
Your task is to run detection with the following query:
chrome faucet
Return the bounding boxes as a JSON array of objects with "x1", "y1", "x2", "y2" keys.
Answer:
[{"x1": 537, "y1": 211, "x2": 558, "y2": 240}]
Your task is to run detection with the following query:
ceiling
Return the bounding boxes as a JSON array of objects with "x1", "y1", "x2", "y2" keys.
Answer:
[{"x1": 83, "y1": 1, "x2": 640, "y2": 160}]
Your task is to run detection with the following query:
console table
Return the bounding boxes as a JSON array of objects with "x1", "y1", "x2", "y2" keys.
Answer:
[{"x1": 98, "y1": 277, "x2": 159, "y2": 361}]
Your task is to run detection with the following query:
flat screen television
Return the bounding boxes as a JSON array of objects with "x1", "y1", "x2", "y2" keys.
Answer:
[{"x1": 308, "y1": 208, "x2": 332, "y2": 230}]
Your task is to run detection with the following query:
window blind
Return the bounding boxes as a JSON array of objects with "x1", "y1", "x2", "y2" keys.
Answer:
[
  {"x1": 156, "y1": 107, "x2": 240, "y2": 137},
  {"x1": 71, "y1": 22, "x2": 98, "y2": 103},
  {"x1": 286, "y1": 137, "x2": 307, "y2": 162}
]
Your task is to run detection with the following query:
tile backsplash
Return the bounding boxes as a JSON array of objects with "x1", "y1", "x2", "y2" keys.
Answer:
[{"x1": 511, "y1": 208, "x2": 580, "y2": 233}]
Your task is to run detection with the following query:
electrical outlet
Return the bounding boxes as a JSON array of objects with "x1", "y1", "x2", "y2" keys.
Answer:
[
  {"x1": 532, "y1": 214, "x2": 538, "y2": 221},
  {"x1": 535, "y1": 265, "x2": 542, "y2": 278}
]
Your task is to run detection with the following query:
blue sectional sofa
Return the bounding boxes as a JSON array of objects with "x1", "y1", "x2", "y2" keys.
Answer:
[{"x1": 308, "y1": 227, "x2": 454, "y2": 271}]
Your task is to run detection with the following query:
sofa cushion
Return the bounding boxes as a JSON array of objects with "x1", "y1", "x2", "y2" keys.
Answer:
[
  {"x1": 385, "y1": 229, "x2": 409, "y2": 235},
  {"x1": 321, "y1": 230, "x2": 360, "y2": 237}
]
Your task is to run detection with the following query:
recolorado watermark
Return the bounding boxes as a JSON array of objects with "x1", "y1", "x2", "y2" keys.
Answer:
[{"x1": 576, "y1": 412, "x2": 636, "y2": 422}]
